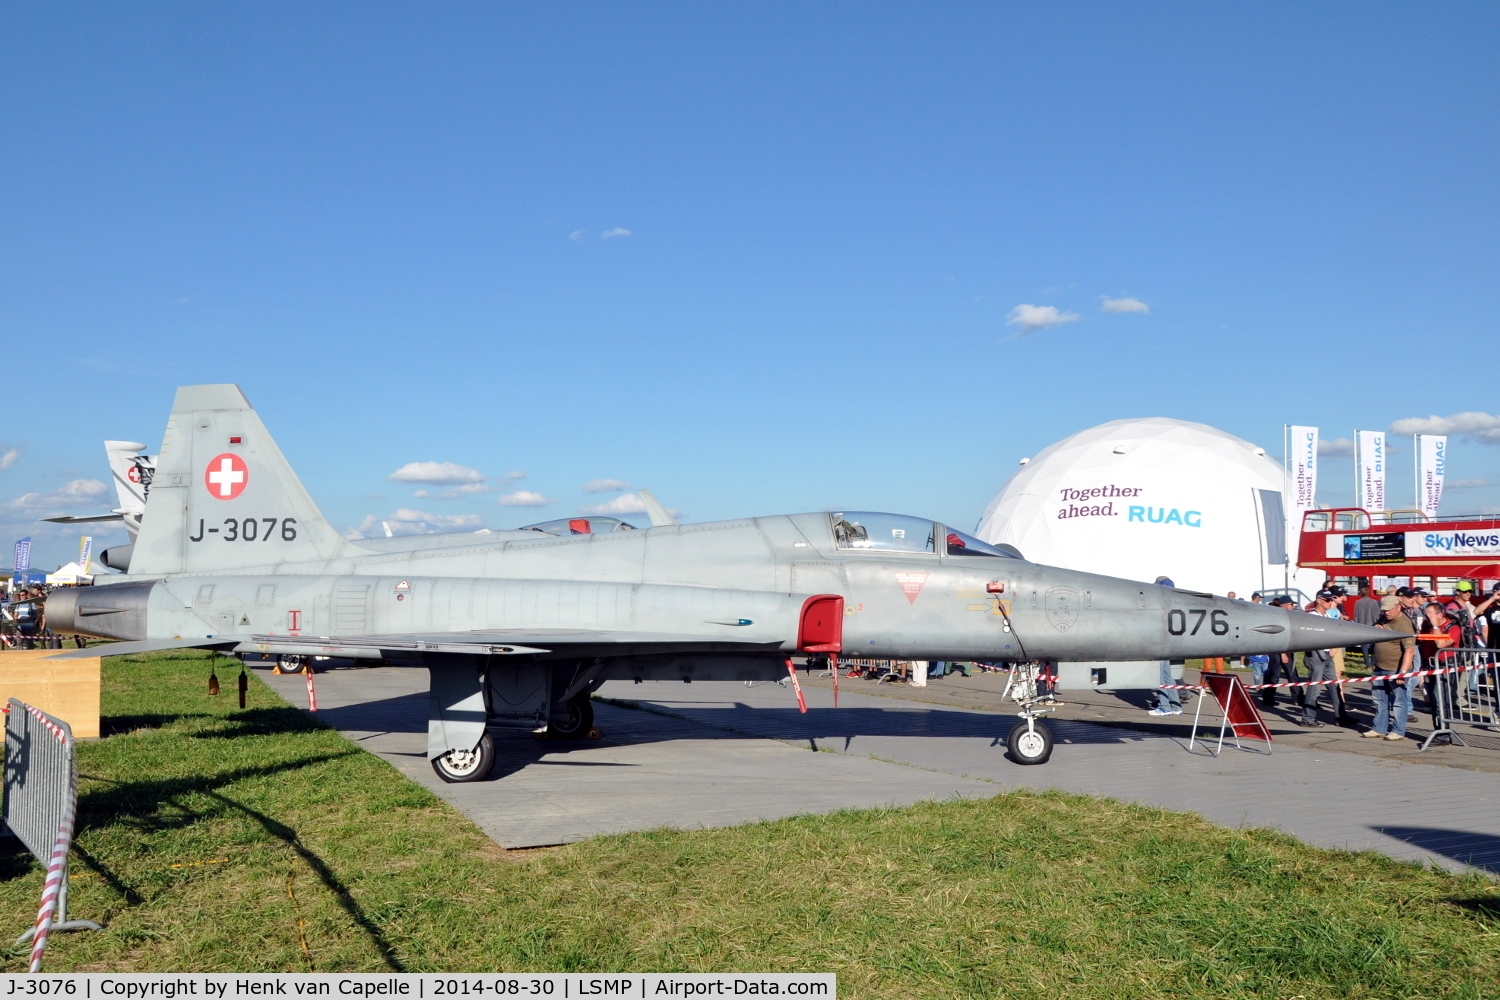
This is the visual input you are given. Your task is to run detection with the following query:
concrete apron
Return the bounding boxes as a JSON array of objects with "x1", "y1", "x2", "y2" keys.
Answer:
[{"x1": 256, "y1": 665, "x2": 1500, "y2": 874}]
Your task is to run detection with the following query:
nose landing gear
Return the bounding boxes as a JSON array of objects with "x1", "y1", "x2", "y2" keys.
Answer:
[{"x1": 1002, "y1": 662, "x2": 1058, "y2": 765}]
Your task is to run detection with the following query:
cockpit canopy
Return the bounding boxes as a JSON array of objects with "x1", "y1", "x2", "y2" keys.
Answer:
[
  {"x1": 829, "y1": 512, "x2": 1019, "y2": 558},
  {"x1": 519, "y1": 516, "x2": 637, "y2": 536}
]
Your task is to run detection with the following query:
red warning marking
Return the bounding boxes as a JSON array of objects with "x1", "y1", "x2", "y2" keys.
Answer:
[{"x1": 895, "y1": 572, "x2": 930, "y2": 604}]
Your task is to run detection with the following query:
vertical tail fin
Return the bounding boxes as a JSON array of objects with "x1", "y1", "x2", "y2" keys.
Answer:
[
  {"x1": 129, "y1": 385, "x2": 344, "y2": 575},
  {"x1": 103, "y1": 440, "x2": 154, "y2": 539}
]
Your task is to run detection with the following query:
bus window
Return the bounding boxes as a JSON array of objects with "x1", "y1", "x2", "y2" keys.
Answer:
[
  {"x1": 1302, "y1": 512, "x2": 1331, "y2": 532},
  {"x1": 1333, "y1": 511, "x2": 1370, "y2": 531}
]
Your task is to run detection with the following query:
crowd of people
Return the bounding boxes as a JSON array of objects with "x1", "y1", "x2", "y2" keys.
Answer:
[
  {"x1": 0, "y1": 583, "x2": 48, "y2": 648},
  {"x1": 1152, "y1": 580, "x2": 1498, "y2": 742},
  {"x1": 0, "y1": 582, "x2": 86, "y2": 649}
]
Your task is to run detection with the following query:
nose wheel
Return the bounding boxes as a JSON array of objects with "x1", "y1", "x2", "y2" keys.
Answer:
[
  {"x1": 1007, "y1": 720, "x2": 1054, "y2": 765},
  {"x1": 1000, "y1": 661, "x2": 1059, "y2": 765}
]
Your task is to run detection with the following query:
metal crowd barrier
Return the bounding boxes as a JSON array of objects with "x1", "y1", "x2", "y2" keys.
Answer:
[
  {"x1": 2, "y1": 698, "x2": 101, "y2": 970},
  {"x1": 1422, "y1": 648, "x2": 1500, "y2": 751}
]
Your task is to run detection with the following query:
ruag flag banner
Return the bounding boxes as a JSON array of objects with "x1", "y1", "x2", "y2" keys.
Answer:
[
  {"x1": 1416, "y1": 435, "x2": 1446, "y2": 520},
  {"x1": 13, "y1": 538, "x2": 31, "y2": 575},
  {"x1": 1287, "y1": 426, "x2": 1319, "y2": 512},
  {"x1": 1356, "y1": 430, "x2": 1386, "y2": 512},
  {"x1": 78, "y1": 536, "x2": 93, "y2": 575}
]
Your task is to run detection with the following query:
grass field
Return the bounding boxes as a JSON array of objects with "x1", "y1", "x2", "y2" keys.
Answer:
[{"x1": 0, "y1": 651, "x2": 1495, "y2": 996}]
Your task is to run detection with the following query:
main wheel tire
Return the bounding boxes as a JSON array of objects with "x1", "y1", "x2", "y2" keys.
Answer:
[
  {"x1": 277, "y1": 655, "x2": 308, "y2": 674},
  {"x1": 431, "y1": 733, "x2": 495, "y2": 783},
  {"x1": 1007, "y1": 721, "x2": 1054, "y2": 765},
  {"x1": 547, "y1": 694, "x2": 595, "y2": 739}
]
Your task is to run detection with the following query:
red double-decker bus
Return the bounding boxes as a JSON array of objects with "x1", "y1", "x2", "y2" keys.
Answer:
[{"x1": 1297, "y1": 508, "x2": 1500, "y2": 599}]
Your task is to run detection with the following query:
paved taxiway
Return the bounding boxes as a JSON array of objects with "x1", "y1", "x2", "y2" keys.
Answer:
[{"x1": 256, "y1": 666, "x2": 1500, "y2": 874}]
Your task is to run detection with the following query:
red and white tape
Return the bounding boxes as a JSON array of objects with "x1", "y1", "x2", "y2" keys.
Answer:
[
  {"x1": 1160, "y1": 662, "x2": 1479, "y2": 691},
  {"x1": 25, "y1": 705, "x2": 73, "y2": 973}
]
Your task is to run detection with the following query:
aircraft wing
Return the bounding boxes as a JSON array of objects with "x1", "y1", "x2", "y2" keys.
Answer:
[
  {"x1": 40, "y1": 513, "x2": 127, "y2": 524},
  {"x1": 43, "y1": 637, "x2": 243, "y2": 659},
  {"x1": 244, "y1": 629, "x2": 788, "y2": 658}
]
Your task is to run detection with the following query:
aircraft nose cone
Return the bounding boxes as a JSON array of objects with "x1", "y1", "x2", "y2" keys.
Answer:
[{"x1": 1280, "y1": 609, "x2": 1401, "y2": 649}]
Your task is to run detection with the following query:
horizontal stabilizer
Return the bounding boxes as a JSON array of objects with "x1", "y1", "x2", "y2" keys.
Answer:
[
  {"x1": 43, "y1": 637, "x2": 241, "y2": 660},
  {"x1": 40, "y1": 513, "x2": 126, "y2": 524}
]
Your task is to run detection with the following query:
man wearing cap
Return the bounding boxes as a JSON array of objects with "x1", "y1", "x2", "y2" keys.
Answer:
[
  {"x1": 1365, "y1": 591, "x2": 1420, "y2": 741},
  {"x1": 1298, "y1": 589, "x2": 1346, "y2": 728},
  {"x1": 1446, "y1": 581, "x2": 1483, "y2": 648},
  {"x1": 1259, "y1": 595, "x2": 1298, "y2": 709}
]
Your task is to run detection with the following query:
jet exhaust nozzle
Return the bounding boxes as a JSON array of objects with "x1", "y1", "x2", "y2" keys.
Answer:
[{"x1": 43, "y1": 580, "x2": 156, "y2": 640}]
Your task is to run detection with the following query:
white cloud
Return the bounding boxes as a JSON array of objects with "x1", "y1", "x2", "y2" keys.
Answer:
[
  {"x1": 1389, "y1": 412, "x2": 1500, "y2": 444},
  {"x1": 1318, "y1": 438, "x2": 1355, "y2": 458},
  {"x1": 581, "y1": 493, "x2": 681, "y2": 517},
  {"x1": 497, "y1": 490, "x2": 554, "y2": 507},
  {"x1": 601, "y1": 228, "x2": 632, "y2": 240},
  {"x1": 345, "y1": 508, "x2": 489, "y2": 538},
  {"x1": 2, "y1": 479, "x2": 110, "y2": 516},
  {"x1": 0, "y1": 448, "x2": 18, "y2": 470},
  {"x1": 504, "y1": 470, "x2": 526, "y2": 481},
  {"x1": 1448, "y1": 479, "x2": 1490, "y2": 489},
  {"x1": 581, "y1": 494, "x2": 646, "y2": 515},
  {"x1": 429, "y1": 483, "x2": 494, "y2": 499},
  {"x1": 387, "y1": 461, "x2": 486, "y2": 484},
  {"x1": 1006, "y1": 304, "x2": 1079, "y2": 334},
  {"x1": 412, "y1": 490, "x2": 431, "y2": 498},
  {"x1": 570, "y1": 230, "x2": 587, "y2": 242},
  {"x1": 1101, "y1": 296, "x2": 1150, "y2": 314},
  {"x1": 582, "y1": 478, "x2": 632, "y2": 494},
  {"x1": 348, "y1": 515, "x2": 383, "y2": 539}
]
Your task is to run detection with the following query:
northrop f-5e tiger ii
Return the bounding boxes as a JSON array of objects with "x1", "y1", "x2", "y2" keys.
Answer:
[{"x1": 46, "y1": 385, "x2": 1395, "y2": 777}]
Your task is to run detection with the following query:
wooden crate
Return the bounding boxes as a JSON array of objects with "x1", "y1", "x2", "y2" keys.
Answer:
[{"x1": 0, "y1": 650, "x2": 101, "y2": 739}]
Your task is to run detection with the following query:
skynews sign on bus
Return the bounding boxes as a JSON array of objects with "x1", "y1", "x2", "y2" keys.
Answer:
[{"x1": 1413, "y1": 530, "x2": 1500, "y2": 558}]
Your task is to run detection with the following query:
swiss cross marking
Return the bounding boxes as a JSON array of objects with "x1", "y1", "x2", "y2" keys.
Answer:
[{"x1": 205, "y1": 453, "x2": 249, "y2": 500}]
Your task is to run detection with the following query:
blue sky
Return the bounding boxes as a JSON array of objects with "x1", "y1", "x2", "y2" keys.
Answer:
[{"x1": 3, "y1": 2, "x2": 1498, "y2": 567}]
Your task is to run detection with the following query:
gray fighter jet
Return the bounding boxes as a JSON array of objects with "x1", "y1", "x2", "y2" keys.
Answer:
[{"x1": 46, "y1": 385, "x2": 1394, "y2": 776}]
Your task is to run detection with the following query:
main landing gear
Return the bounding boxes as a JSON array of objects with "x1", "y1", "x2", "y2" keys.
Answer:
[
  {"x1": 432, "y1": 733, "x2": 495, "y2": 783},
  {"x1": 546, "y1": 692, "x2": 595, "y2": 740}
]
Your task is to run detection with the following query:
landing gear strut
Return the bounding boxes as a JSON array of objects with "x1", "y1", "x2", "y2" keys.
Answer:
[{"x1": 1002, "y1": 662, "x2": 1058, "y2": 765}]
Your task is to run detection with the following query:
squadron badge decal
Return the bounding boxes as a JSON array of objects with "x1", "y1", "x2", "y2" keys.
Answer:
[{"x1": 1045, "y1": 586, "x2": 1079, "y2": 632}]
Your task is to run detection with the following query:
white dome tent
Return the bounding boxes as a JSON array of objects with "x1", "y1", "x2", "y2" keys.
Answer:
[{"x1": 976, "y1": 417, "x2": 1323, "y2": 599}]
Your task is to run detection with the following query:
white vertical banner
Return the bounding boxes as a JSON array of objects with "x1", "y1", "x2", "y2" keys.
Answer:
[
  {"x1": 1355, "y1": 430, "x2": 1386, "y2": 511},
  {"x1": 1416, "y1": 434, "x2": 1446, "y2": 519},
  {"x1": 1286, "y1": 425, "x2": 1319, "y2": 512},
  {"x1": 78, "y1": 536, "x2": 93, "y2": 575}
]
